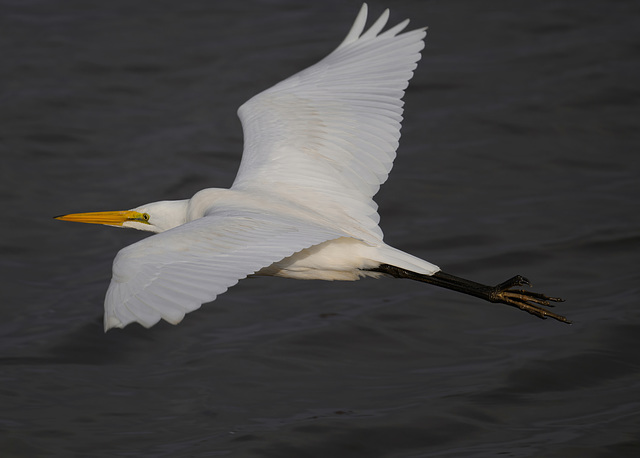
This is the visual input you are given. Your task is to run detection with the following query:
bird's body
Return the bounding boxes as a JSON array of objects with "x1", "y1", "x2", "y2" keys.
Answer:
[{"x1": 57, "y1": 4, "x2": 569, "y2": 331}]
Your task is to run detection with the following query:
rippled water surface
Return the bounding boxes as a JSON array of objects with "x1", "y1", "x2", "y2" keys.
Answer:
[{"x1": 2, "y1": 0, "x2": 639, "y2": 456}]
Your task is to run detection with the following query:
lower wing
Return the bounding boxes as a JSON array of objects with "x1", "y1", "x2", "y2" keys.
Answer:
[{"x1": 104, "y1": 210, "x2": 345, "y2": 331}]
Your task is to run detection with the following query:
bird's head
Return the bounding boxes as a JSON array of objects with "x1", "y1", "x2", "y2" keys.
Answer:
[{"x1": 55, "y1": 200, "x2": 188, "y2": 233}]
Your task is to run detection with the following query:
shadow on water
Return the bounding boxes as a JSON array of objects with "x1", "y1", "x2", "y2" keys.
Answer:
[
  {"x1": 246, "y1": 422, "x2": 479, "y2": 458},
  {"x1": 472, "y1": 324, "x2": 640, "y2": 403},
  {"x1": 0, "y1": 318, "x2": 153, "y2": 366}
]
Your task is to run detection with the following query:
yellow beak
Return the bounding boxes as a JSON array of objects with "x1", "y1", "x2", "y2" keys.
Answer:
[{"x1": 54, "y1": 210, "x2": 149, "y2": 226}]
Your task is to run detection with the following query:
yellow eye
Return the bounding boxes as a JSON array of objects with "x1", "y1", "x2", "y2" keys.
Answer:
[{"x1": 130, "y1": 212, "x2": 151, "y2": 224}]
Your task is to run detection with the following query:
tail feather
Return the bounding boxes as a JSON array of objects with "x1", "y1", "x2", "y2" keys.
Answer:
[{"x1": 374, "y1": 245, "x2": 440, "y2": 276}]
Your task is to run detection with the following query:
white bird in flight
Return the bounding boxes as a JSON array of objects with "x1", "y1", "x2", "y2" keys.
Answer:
[{"x1": 56, "y1": 4, "x2": 568, "y2": 331}]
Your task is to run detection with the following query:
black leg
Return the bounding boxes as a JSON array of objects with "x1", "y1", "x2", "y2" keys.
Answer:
[{"x1": 369, "y1": 264, "x2": 570, "y2": 324}]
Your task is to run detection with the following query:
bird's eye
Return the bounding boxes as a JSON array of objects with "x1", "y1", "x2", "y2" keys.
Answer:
[{"x1": 142, "y1": 213, "x2": 150, "y2": 222}]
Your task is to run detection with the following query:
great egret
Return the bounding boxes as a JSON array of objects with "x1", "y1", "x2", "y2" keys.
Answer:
[{"x1": 56, "y1": 4, "x2": 569, "y2": 331}]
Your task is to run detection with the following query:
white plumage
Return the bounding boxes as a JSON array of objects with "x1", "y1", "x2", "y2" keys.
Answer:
[
  {"x1": 232, "y1": 5, "x2": 426, "y2": 243},
  {"x1": 56, "y1": 4, "x2": 570, "y2": 330},
  {"x1": 109, "y1": 4, "x2": 436, "y2": 330}
]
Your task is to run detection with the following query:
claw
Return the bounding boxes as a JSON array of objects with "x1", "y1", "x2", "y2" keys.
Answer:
[
  {"x1": 495, "y1": 283, "x2": 571, "y2": 324},
  {"x1": 497, "y1": 275, "x2": 531, "y2": 290}
]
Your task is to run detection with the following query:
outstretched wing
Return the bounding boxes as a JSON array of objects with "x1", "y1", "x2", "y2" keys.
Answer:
[
  {"x1": 232, "y1": 4, "x2": 426, "y2": 240},
  {"x1": 104, "y1": 210, "x2": 344, "y2": 331}
]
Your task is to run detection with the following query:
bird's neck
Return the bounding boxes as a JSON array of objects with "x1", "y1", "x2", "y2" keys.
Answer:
[{"x1": 187, "y1": 188, "x2": 233, "y2": 221}]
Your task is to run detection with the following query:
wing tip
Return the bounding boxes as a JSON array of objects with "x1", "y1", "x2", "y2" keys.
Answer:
[
  {"x1": 337, "y1": 3, "x2": 425, "y2": 50},
  {"x1": 337, "y1": 3, "x2": 369, "y2": 49},
  {"x1": 104, "y1": 315, "x2": 124, "y2": 332}
]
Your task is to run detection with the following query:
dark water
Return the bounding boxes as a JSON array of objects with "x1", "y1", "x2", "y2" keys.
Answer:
[{"x1": 2, "y1": 0, "x2": 640, "y2": 456}]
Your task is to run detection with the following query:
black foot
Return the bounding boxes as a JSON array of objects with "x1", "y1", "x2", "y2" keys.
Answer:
[{"x1": 488, "y1": 275, "x2": 568, "y2": 323}]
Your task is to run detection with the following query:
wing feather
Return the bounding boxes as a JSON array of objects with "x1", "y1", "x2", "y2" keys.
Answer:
[
  {"x1": 336, "y1": 3, "x2": 369, "y2": 48},
  {"x1": 232, "y1": 5, "x2": 427, "y2": 241},
  {"x1": 104, "y1": 211, "x2": 345, "y2": 330},
  {"x1": 359, "y1": 8, "x2": 390, "y2": 39}
]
